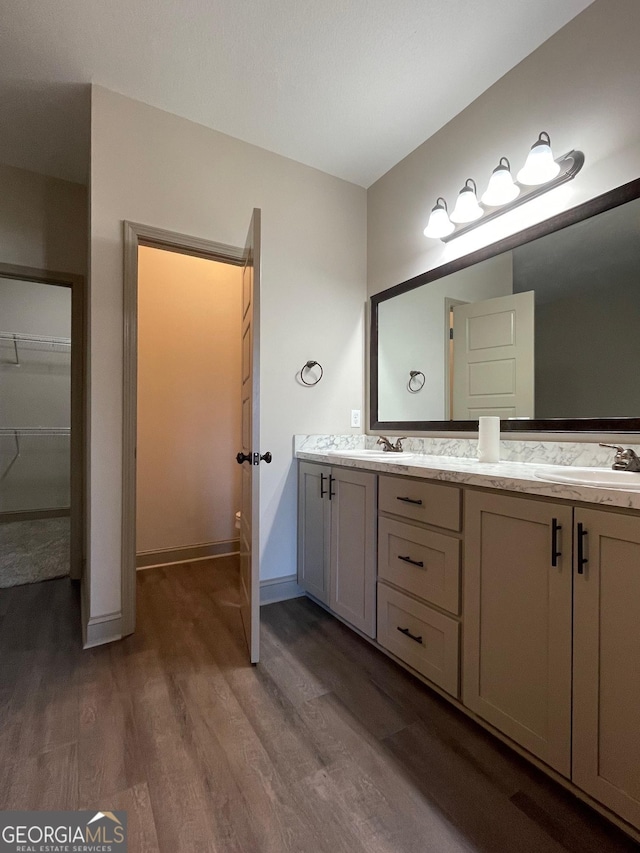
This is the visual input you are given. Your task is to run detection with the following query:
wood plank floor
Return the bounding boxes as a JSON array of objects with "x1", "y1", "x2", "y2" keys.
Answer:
[{"x1": 1, "y1": 558, "x2": 638, "y2": 852}]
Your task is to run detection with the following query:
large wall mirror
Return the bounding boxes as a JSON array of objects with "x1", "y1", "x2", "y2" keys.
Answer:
[{"x1": 370, "y1": 178, "x2": 640, "y2": 433}]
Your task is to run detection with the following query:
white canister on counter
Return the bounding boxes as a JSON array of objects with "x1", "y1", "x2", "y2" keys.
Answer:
[{"x1": 478, "y1": 416, "x2": 500, "y2": 463}]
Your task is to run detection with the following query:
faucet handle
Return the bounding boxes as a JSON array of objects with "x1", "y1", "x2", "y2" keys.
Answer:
[
  {"x1": 394, "y1": 437, "x2": 407, "y2": 451},
  {"x1": 599, "y1": 443, "x2": 624, "y2": 453},
  {"x1": 376, "y1": 436, "x2": 393, "y2": 452},
  {"x1": 600, "y1": 443, "x2": 640, "y2": 472}
]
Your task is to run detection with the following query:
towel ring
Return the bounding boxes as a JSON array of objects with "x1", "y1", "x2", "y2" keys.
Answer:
[
  {"x1": 301, "y1": 360, "x2": 324, "y2": 386},
  {"x1": 407, "y1": 370, "x2": 425, "y2": 393}
]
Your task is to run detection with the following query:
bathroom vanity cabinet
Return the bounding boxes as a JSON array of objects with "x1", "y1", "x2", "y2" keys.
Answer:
[
  {"x1": 297, "y1": 462, "x2": 376, "y2": 636},
  {"x1": 572, "y1": 508, "x2": 640, "y2": 830},
  {"x1": 297, "y1": 462, "x2": 331, "y2": 603},
  {"x1": 376, "y1": 474, "x2": 462, "y2": 697},
  {"x1": 464, "y1": 491, "x2": 640, "y2": 830},
  {"x1": 463, "y1": 491, "x2": 573, "y2": 776},
  {"x1": 296, "y1": 453, "x2": 640, "y2": 837}
]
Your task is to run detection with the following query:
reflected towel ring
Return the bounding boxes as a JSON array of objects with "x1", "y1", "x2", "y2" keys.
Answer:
[
  {"x1": 301, "y1": 360, "x2": 324, "y2": 386},
  {"x1": 407, "y1": 370, "x2": 425, "y2": 393}
]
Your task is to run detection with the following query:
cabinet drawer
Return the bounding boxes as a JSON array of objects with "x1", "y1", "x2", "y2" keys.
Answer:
[
  {"x1": 378, "y1": 517, "x2": 460, "y2": 614},
  {"x1": 379, "y1": 475, "x2": 461, "y2": 531},
  {"x1": 377, "y1": 583, "x2": 459, "y2": 697}
]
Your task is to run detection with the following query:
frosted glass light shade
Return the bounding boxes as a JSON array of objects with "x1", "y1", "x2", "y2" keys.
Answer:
[
  {"x1": 424, "y1": 198, "x2": 454, "y2": 238},
  {"x1": 481, "y1": 158, "x2": 520, "y2": 206},
  {"x1": 517, "y1": 132, "x2": 560, "y2": 185},
  {"x1": 450, "y1": 179, "x2": 483, "y2": 223}
]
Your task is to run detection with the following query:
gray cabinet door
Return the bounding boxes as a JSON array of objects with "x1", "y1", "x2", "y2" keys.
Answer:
[
  {"x1": 573, "y1": 508, "x2": 640, "y2": 831},
  {"x1": 297, "y1": 461, "x2": 331, "y2": 604},
  {"x1": 463, "y1": 490, "x2": 573, "y2": 776},
  {"x1": 330, "y1": 468, "x2": 377, "y2": 638}
]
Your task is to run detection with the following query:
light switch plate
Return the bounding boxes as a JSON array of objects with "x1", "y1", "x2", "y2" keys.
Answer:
[{"x1": 351, "y1": 409, "x2": 361, "y2": 428}]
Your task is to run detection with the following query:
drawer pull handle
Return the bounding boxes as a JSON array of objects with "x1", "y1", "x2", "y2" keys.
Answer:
[
  {"x1": 577, "y1": 522, "x2": 588, "y2": 574},
  {"x1": 397, "y1": 626, "x2": 423, "y2": 644},
  {"x1": 398, "y1": 555, "x2": 424, "y2": 568},
  {"x1": 551, "y1": 517, "x2": 562, "y2": 567},
  {"x1": 396, "y1": 496, "x2": 423, "y2": 506},
  {"x1": 320, "y1": 473, "x2": 327, "y2": 498}
]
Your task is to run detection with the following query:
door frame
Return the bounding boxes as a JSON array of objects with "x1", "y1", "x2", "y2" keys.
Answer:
[
  {"x1": 122, "y1": 222, "x2": 245, "y2": 636},
  {"x1": 0, "y1": 261, "x2": 85, "y2": 583},
  {"x1": 443, "y1": 297, "x2": 467, "y2": 420}
]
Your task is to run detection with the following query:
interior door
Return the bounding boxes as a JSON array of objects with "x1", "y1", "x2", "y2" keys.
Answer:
[
  {"x1": 238, "y1": 209, "x2": 262, "y2": 663},
  {"x1": 452, "y1": 291, "x2": 534, "y2": 419}
]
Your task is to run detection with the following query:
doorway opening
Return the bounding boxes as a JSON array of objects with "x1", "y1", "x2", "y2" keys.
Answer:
[
  {"x1": 121, "y1": 219, "x2": 262, "y2": 662},
  {"x1": 443, "y1": 297, "x2": 468, "y2": 420},
  {"x1": 0, "y1": 264, "x2": 84, "y2": 599},
  {"x1": 135, "y1": 246, "x2": 243, "y2": 572}
]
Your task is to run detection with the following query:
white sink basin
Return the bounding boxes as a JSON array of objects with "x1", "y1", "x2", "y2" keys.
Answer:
[
  {"x1": 535, "y1": 467, "x2": 640, "y2": 491},
  {"x1": 328, "y1": 449, "x2": 415, "y2": 460}
]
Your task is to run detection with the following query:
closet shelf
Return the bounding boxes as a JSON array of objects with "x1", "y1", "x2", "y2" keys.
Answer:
[{"x1": 0, "y1": 331, "x2": 71, "y2": 365}]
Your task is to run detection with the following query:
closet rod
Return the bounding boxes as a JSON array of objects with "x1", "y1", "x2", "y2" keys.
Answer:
[
  {"x1": 0, "y1": 331, "x2": 71, "y2": 346},
  {"x1": 0, "y1": 428, "x2": 71, "y2": 435}
]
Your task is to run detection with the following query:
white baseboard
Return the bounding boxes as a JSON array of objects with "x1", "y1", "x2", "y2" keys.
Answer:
[
  {"x1": 260, "y1": 574, "x2": 305, "y2": 605},
  {"x1": 136, "y1": 539, "x2": 239, "y2": 569},
  {"x1": 84, "y1": 611, "x2": 123, "y2": 648}
]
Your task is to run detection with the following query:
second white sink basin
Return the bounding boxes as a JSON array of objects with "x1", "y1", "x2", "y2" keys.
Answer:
[
  {"x1": 535, "y1": 467, "x2": 640, "y2": 491},
  {"x1": 328, "y1": 449, "x2": 415, "y2": 460}
]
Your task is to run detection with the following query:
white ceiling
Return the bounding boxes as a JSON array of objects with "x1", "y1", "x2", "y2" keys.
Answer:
[{"x1": 0, "y1": 0, "x2": 595, "y2": 188}]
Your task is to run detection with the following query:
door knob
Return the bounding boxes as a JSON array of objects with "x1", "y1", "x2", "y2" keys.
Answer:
[{"x1": 236, "y1": 451, "x2": 273, "y2": 465}]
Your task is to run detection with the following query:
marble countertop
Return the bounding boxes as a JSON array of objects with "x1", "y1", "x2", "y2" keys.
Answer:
[{"x1": 295, "y1": 448, "x2": 640, "y2": 512}]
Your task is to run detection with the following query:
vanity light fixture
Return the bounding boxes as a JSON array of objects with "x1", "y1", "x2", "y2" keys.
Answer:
[
  {"x1": 517, "y1": 131, "x2": 560, "y2": 185},
  {"x1": 424, "y1": 131, "x2": 584, "y2": 242},
  {"x1": 450, "y1": 179, "x2": 483, "y2": 223},
  {"x1": 423, "y1": 197, "x2": 455, "y2": 239},
  {"x1": 481, "y1": 157, "x2": 520, "y2": 206}
]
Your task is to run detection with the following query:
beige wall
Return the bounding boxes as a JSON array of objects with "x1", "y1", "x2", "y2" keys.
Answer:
[
  {"x1": 368, "y1": 0, "x2": 640, "y2": 297},
  {"x1": 0, "y1": 162, "x2": 87, "y2": 276},
  {"x1": 136, "y1": 248, "x2": 242, "y2": 554},
  {"x1": 89, "y1": 85, "x2": 367, "y2": 621}
]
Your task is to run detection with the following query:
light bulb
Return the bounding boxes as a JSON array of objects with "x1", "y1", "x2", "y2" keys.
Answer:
[
  {"x1": 450, "y1": 179, "x2": 483, "y2": 224},
  {"x1": 517, "y1": 131, "x2": 560, "y2": 186},
  {"x1": 424, "y1": 197, "x2": 454, "y2": 239},
  {"x1": 481, "y1": 157, "x2": 520, "y2": 206}
]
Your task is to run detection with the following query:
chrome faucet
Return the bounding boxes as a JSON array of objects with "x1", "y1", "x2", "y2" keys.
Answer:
[
  {"x1": 599, "y1": 443, "x2": 640, "y2": 473},
  {"x1": 377, "y1": 436, "x2": 407, "y2": 453}
]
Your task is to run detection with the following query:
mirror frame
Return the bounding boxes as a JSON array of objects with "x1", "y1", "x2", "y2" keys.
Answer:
[{"x1": 370, "y1": 177, "x2": 640, "y2": 434}]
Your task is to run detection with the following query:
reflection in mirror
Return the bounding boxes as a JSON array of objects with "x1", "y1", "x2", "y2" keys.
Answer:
[{"x1": 372, "y1": 179, "x2": 640, "y2": 431}]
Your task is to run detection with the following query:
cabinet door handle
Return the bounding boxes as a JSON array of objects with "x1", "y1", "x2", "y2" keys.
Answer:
[
  {"x1": 577, "y1": 522, "x2": 588, "y2": 574},
  {"x1": 397, "y1": 626, "x2": 423, "y2": 644},
  {"x1": 398, "y1": 555, "x2": 424, "y2": 568},
  {"x1": 551, "y1": 517, "x2": 562, "y2": 567},
  {"x1": 328, "y1": 475, "x2": 335, "y2": 500},
  {"x1": 320, "y1": 473, "x2": 327, "y2": 498},
  {"x1": 396, "y1": 496, "x2": 423, "y2": 506}
]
